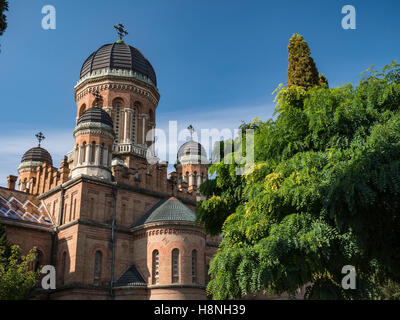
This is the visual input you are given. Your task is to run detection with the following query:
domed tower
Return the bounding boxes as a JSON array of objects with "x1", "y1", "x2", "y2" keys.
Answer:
[
  {"x1": 71, "y1": 107, "x2": 115, "y2": 180},
  {"x1": 176, "y1": 126, "x2": 209, "y2": 191},
  {"x1": 17, "y1": 133, "x2": 53, "y2": 192},
  {"x1": 74, "y1": 26, "x2": 159, "y2": 168}
]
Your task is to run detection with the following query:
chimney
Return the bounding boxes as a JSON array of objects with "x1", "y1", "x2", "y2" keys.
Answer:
[{"x1": 7, "y1": 175, "x2": 17, "y2": 190}]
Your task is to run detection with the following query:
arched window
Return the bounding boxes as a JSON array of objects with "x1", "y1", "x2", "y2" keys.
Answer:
[
  {"x1": 79, "y1": 104, "x2": 86, "y2": 116},
  {"x1": 63, "y1": 203, "x2": 68, "y2": 224},
  {"x1": 100, "y1": 143, "x2": 104, "y2": 166},
  {"x1": 34, "y1": 250, "x2": 43, "y2": 272},
  {"x1": 60, "y1": 252, "x2": 67, "y2": 285},
  {"x1": 192, "y1": 250, "x2": 197, "y2": 284},
  {"x1": 113, "y1": 98, "x2": 124, "y2": 143},
  {"x1": 149, "y1": 109, "x2": 154, "y2": 122},
  {"x1": 82, "y1": 142, "x2": 87, "y2": 164},
  {"x1": 152, "y1": 250, "x2": 159, "y2": 285},
  {"x1": 193, "y1": 171, "x2": 198, "y2": 187},
  {"x1": 172, "y1": 249, "x2": 179, "y2": 283},
  {"x1": 184, "y1": 172, "x2": 189, "y2": 184},
  {"x1": 72, "y1": 198, "x2": 77, "y2": 221},
  {"x1": 91, "y1": 142, "x2": 96, "y2": 163},
  {"x1": 131, "y1": 108, "x2": 137, "y2": 144},
  {"x1": 94, "y1": 250, "x2": 102, "y2": 285}
]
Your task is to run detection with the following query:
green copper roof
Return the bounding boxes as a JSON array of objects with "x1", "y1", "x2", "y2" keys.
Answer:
[{"x1": 135, "y1": 197, "x2": 196, "y2": 226}]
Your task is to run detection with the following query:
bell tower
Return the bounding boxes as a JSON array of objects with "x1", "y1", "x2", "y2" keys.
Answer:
[
  {"x1": 176, "y1": 126, "x2": 209, "y2": 192},
  {"x1": 71, "y1": 103, "x2": 115, "y2": 180},
  {"x1": 74, "y1": 25, "x2": 160, "y2": 168}
]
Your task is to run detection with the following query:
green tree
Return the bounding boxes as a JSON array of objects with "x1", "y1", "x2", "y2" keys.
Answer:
[
  {"x1": 319, "y1": 73, "x2": 329, "y2": 87},
  {"x1": 0, "y1": 0, "x2": 8, "y2": 36},
  {"x1": 379, "y1": 280, "x2": 400, "y2": 300},
  {"x1": 199, "y1": 61, "x2": 400, "y2": 300},
  {"x1": 287, "y1": 34, "x2": 322, "y2": 89},
  {"x1": 0, "y1": 224, "x2": 11, "y2": 264},
  {"x1": 0, "y1": 225, "x2": 40, "y2": 300}
]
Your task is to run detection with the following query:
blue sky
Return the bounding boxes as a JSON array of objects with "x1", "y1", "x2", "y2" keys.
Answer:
[{"x1": 1, "y1": 0, "x2": 400, "y2": 186}]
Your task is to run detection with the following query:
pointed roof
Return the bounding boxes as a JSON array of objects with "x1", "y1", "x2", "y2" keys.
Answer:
[
  {"x1": 134, "y1": 197, "x2": 196, "y2": 227},
  {"x1": 114, "y1": 264, "x2": 146, "y2": 287}
]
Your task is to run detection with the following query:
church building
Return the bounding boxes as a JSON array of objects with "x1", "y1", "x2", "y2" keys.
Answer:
[{"x1": 0, "y1": 28, "x2": 219, "y2": 300}]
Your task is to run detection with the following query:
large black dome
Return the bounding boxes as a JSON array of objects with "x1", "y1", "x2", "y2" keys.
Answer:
[
  {"x1": 77, "y1": 107, "x2": 114, "y2": 128},
  {"x1": 80, "y1": 41, "x2": 157, "y2": 86},
  {"x1": 21, "y1": 147, "x2": 53, "y2": 165}
]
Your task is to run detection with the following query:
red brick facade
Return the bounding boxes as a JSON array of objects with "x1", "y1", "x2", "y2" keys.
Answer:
[{"x1": 0, "y1": 39, "x2": 216, "y2": 300}]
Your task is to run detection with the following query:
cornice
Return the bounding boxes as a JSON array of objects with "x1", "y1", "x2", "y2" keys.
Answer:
[
  {"x1": 74, "y1": 72, "x2": 160, "y2": 105},
  {"x1": 73, "y1": 122, "x2": 115, "y2": 139}
]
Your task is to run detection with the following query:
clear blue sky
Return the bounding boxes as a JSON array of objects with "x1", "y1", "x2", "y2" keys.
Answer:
[{"x1": 1, "y1": 0, "x2": 400, "y2": 185}]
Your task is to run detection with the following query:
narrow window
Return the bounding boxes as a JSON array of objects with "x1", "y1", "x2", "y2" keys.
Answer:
[
  {"x1": 192, "y1": 250, "x2": 197, "y2": 284},
  {"x1": 152, "y1": 250, "x2": 159, "y2": 284},
  {"x1": 100, "y1": 143, "x2": 104, "y2": 166},
  {"x1": 94, "y1": 251, "x2": 102, "y2": 285},
  {"x1": 91, "y1": 142, "x2": 96, "y2": 163},
  {"x1": 131, "y1": 108, "x2": 136, "y2": 144},
  {"x1": 82, "y1": 142, "x2": 87, "y2": 163},
  {"x1": 115, "y1": 106, "x2": 121, "y2": 143},
  {"x1": 193, "y1": 171, "x2": 197, "y2": 187},
  {"x1": 72, "y1": 198, "x2": 77, "y2": 221},
  {"x1": 63, "y1": 203, "x2": 68, "y2": 224},
  {"x1": 172, "y1": 249, "x2": 179, "y2": 283},
  {"x1": 79, "y1": 104, "x2": 86, "y2": 116}
]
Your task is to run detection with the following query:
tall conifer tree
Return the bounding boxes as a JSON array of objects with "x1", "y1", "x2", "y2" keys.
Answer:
[{"x1": 287, "y1": 34, "x2": 321, "y2": 89}]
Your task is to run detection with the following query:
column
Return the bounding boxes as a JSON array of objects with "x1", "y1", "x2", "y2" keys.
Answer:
[
  {"x1": 85, "y1": 144, "x2": 91, "y2": 165},
  {"x1": 124, "y1": 109, "x2": 128, "y2": 142},
  {"x1": 197, "y1": 175, "x2": 202, "y2": 186},
  {"x1": 74, "y1": 148, "x2": 78, "y2": 168},
  {"x1": 103, "y1": 148, "x2": 108, "y2": 167},
  {"x1": 189, "y1": 174, "x2": 194, "y2": 187},
  {"x1": 95, "y1": 145, "x2": 100, "y2": 165},
  {"x1": 142, "y1": 116, "x2": 146, "y2": 145}
]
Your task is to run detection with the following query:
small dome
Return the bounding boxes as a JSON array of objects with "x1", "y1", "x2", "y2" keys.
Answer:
[
  {"x1": 77, "y1": 107, "x2": 113, "y2": 128},
  {"x1": 178, "y1": 140, "x2": 208, "y2": 161},
  {"x1": 135, "y1": 197, "x2": 196, "y2": 226},
  {"x1": 21, "y1": 147, "x2": 53, "y2": 166},
  {"x1": 80, "y1": 42, "x2": 157, "y2": 87}
]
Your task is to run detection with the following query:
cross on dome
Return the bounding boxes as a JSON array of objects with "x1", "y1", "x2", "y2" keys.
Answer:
[
  {"x1": 35, "y1": 132, "x2": 45, "y2": 147},
  {"x1": 187, "y1": 125, "x2": 195, "y2": 141},
  {"x1": 114, "y1": 23, "x2": 128, "y2": 41}
]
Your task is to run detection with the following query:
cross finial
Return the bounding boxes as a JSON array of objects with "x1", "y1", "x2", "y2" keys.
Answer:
[
  {"x1": 187, "y1": 125, "x2": 195, "y2": 140},
  {"x1": 35, "y1": 132, "x2": 45, "y2": 147},
  {"x1": 114, "y1": 23, "x2": 128, "y2": 41},
  {"x1": 92, "y1": 90, "x2": 102, "y2": 107}
]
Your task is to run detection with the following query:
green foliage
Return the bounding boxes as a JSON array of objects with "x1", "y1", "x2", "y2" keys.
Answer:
[
  {"x1": 0, "y1": 225, "x2": 40, "y2": 300},
  {"x1": 0, "y1": 246, "x2": 40, "y2": 300},
  {"x1": 378, "y1": 280, "x2": 400, "y2": 300},
  {"x1": 201, "y1": 61, "x2": 400, "y2": 299},
  {"x1": 0, "y1": 0, "x2": 8, "y2": 36},
  {"x1": 0, "y1": 224, "x2": 11, "y2": 264},
  {"x1": 287, "y1": 34, "x2": 322, "y2": 90},
  {"x1": 319, "y1": 74, "x2": 329, "y2": 88}
]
